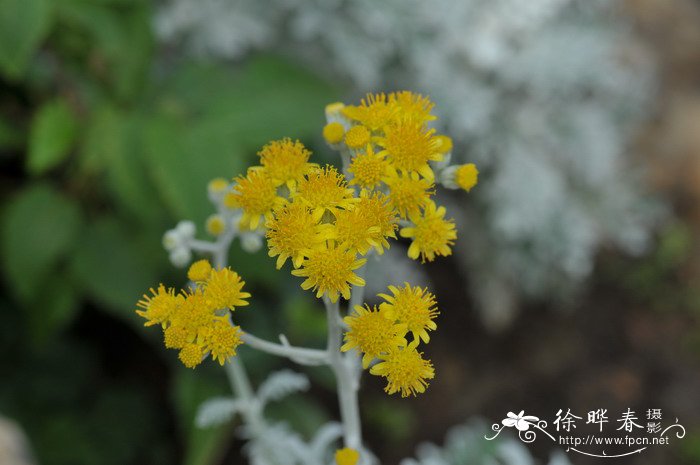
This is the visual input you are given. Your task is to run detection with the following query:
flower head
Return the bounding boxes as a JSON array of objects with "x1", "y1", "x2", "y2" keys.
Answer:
[
  {"x1": 136, "y1": 284, "x2": 182, "y2": 327},
  {"x1": 266, "y1": 200, "x2": 330, "y2": 269},
  {"x1": 225, "y1": 169, "x2": 283, "y2": 230},
  {"x1": 370, "y1": 346, "x2": 435, "y2": 397},
  {"x1": 401, "y1": 201, "x2": 457, "y2": 263},
  {"x1": 294, "y1": 165, "x2": 356, "y2": 222},
  {"x1": 206, "y1": 214, "x2": 226, "y2": 236},
  {"x1": 291, "y1": 243, "x2": 366, "y2": 302},
  {"x1": 378, "y1": 118, "x2": 442, "y2": 179},
  {"x1": 348, "y1": 145, "x2": 390, "y2": 190},
  {"x1": 344, "y1": 125, "x2": 371, "y2": 150},
  {"x1": 187, "y1": 259, "x2": 213, "y2": 283},
  {"x1": 379, "y1": 283, "x2": 438, "y2": 344},
  {"x1": 342, "y1": 304, "x2": 407, "y2": 368},
  {"x1": 257, "y1": 138, "x2": 315, "y2": 188},
  {"x1": 335, "y1": 448, "x2": 360, "y2": 465},
  {"x1": 333, "y1": 190, "x2": 397, "y2": 255},
  {"x1": 342, "y1": 93, "x2": 397, "y2": 132},
  {"x1": 204, "y1": 268, "x2": 251, "y2": 310},
  {"x1": 385, "y1": 170, "x2": 434, "y2": 219},
  {"x1": 455, "y1": 163, "x2": 479, "y2": 192},
  {"x1": 389, "y1": 91, "x2": 436, "y2": 123},
  {"x1": 200, "y1": 320, "x2": 243, "y2": 365},
  {"x1": 179, "y1": 343, "x2": 205, "y2": 369},
  {"x1": 323, "y1": 122, "x2": 345, "y2": 145}
]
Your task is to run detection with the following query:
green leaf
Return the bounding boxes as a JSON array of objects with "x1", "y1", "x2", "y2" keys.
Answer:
[
  {"x1": 26, "y1": 274, "x2": 79, "y2": 346},
  {"x1": 0, "y1": 183, "x2": 82, "y2": 303},
  {"x1": 69, "y1": 217, "x2": 158, "y2": 319},
  {"x1": 27, "y1": 100, "x2": 78, "y2": 175},
  {"x1": 80, "y1": 105, "x2": 162, "y2": 222},
  {"x1": 56, "y1": 0, "x2": 152, "y2": 100},
  {"x1": 142, "y1": 56, "x2": 338, "y2": 224},
  {"x1": 0, "y1": 0, "x2": 52, "y2": 78}
]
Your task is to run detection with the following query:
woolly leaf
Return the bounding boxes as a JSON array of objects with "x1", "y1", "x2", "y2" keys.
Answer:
[
  {"x1": 195, "y1": 397, "x2": 245, "y2": 429},
  {"x1": 257, "y1": 370, "x2": 310, "y2": 408}
]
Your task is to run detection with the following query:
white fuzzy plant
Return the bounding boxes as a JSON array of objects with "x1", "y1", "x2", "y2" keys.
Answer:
[{"x1": 155, "y1": 0, "x2": 663, "y2": 328}]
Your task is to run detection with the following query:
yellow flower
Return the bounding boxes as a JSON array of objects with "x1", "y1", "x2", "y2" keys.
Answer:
[
  {"x1": 200, "y1": 320, "x2": 243, "y2": 365},
  {"x1": 342, "y1": 304, "x2": 407, "y2": 368},
  {"x1": 433, "y1": 135, "x2": 453, "y2": 154},
  {"x1": 335, "y1": 448, "x2": 360, "y2": 465},
  {"x1": 455, "y1": 163, "x2": 478, "y2": 192},
  {"x1": 208, "y1": 177, "x2": 230, "y2": 197},
  {"x1": 332, "y1": 190, "x2": 397, "y2": 255},
  {"x1": 291, "y1": 243, "x2": 366, "y2": 302},
  {"x1": 342, "y1": 93, "x2": 397, "y2": 132},
  {"x1": 348, "y1": 145, "x2": 390, "y2": 190},
  {"x1": 370, "y1": 346, "x2": 435, "y2": 397},
  {"x1": 179, "y1": 343, "x2": 205, "y2": 369},
  {"x1": 266, "y1": 200, "x2": 331, "y2": 269},
  {"x1": 257, "y1": 138, "x2": 315, "y2": 188},
  {"x1": 323, "y1": 122, "x2": 345, "y2": 144},
  {"x1": 171, "y1": 289, "x2": 217, "y2": 339},
  {"x1": 225, "y1": 169, "x2": 283, "y2": 230},
  {"x1": 294, "y1": 165, "x2": 357, "y2": 222},
  {"x1": 385, "y1": 170, "x2": 434, "y2": 219},
  {"x1": 187, "y1": 259, "x2": 213, "y2": 283},
  {"x1": 344, "y1": 125, "x2": 371, "y2": 150},
  {"x1": 379, "y1": 283, "x2": 438, "y2": 345},
  {"x1": 378, "y1": 118, "x2": 442, "y2": 180},
  {"x1": 400, "y1": 201, "x2": 457, "y2": 263},
  {"x1": 163, "y1": 323, "x2": 189, "y2": 349},
  {"x1": 388, "y1": 91, "x2": 436, "y2": 123},
  {"x1": 204, "y1": 268, "x2": 251, "y2": 311},
  {"x1": 136, "y1": 284, "x2": 182, "y2": 327},
  {"x1": 206, "y1": 214, "x2": 226, "y2": 236}
]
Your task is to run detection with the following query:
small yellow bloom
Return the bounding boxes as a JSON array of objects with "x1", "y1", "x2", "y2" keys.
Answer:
[
  {"x1": 455, "y1": 163, "x2": 478, "y2": 192},
  {"x1": 348, "y1": 145, "x2": 390, "y2": 190},
  {"x1": 335, "y1": 448, "x2": 360, "y2": 465},
  {"x1": 378, "y1": 118, "x2": 442, "y2": 180},
  {"x1": 225, "y1": 169, "x2": 283, "y2": 230},
  {"x1": 379, "y1": 283, "x2": 438, "y2": 345},
  {"x1": 266, "y1": 200, "x2": 331, "y2": 269},
  {"x1": 384, "y1": 170, "x2": 434, "y2": 219},
  {"x1": 204, "y1": 268, "x2": 251, "y2": 311},
  {"x1": 400, "y1": 201, "x2": 457, "y2": 263},
  {"x1": 257, "y1": 138, "x2": 315, "y2": 188},
  {"x1": 332, "y1": 190, "x2": 397, "y2": 255},
  {"x1": 206, "y1": 214, "x2": 226, "y2": 236},
  {"x1": 172, "y1": 289, "x2": 217, "y2": 339},
  {"x1": 163, "y1": 324, "x2": 189, "y2": 349},
  {"x1": 200, "y1": 320, "x2": 243, "y2": 365},
  {"x1": 294, "y1": 165, "x2": 357, "y2": 222},
  {"x1": 187, "y1": 259, "x2": 213, "y2": 282},
  {"x1": 342, "y1": 93, "x2": 397, "y2": 132},
  {"x1": 208, "y1": 177, "x2": 230, "y2": 196},
  {"x1": 370, "y1": 346, "x2": 435, "y2": 397},
  {"x1": 323, "y1": 122, "x2": 345, "y2": 145},
  {"x1": 136, "y1": 284, "x2": 182, "y2": 327},
  {"x1": 344, "y1": 125, "x2": 371, "y2": 149},
  {"x1": 179, "y1": 343, "x2": 205, "y2": 369},
  {"x1": 342, "y1": 304, "x2": 407, "y2": 368},
  {"x1": 433, "y1": 135, "x2": 453, "y2": 154},
  {"x1": 388, "y1": 91, "x2": 436, "y2": 124},
  {"x1": 291, "y1": 243, "x2": 366, "y2": 302}
]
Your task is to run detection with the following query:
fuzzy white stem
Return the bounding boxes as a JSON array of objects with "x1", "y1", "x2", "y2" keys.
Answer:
[
  {"x1": 241, "y1": 331, "x2": 330, "y2": 365},
  {"x1": 324, "y1": 297, "x2": 363, "y2": 450}
]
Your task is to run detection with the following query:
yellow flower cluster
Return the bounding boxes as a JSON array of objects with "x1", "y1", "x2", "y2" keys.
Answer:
[
  {"x1": 342, "y1": 283, "x2": 438, "y2": 397},
  {"x1": 135, "y1": 259, "x2": 250, "y2": 368},
  {"x1": 323, "y1": 91, "x2": 475, "y2": 263}
]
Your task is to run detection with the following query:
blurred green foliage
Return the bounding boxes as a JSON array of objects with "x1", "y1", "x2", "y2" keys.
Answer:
[{"x1": 0, "y1": 0, "x2": 338, "y2": 464}]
